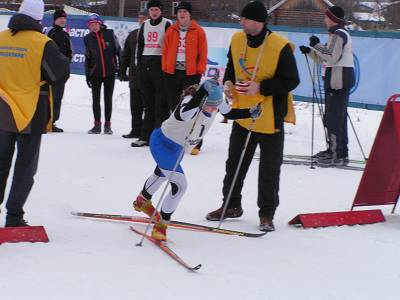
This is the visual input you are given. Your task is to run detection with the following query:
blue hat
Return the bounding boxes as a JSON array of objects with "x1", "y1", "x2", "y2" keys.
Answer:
[
  {"x1": 87, "y1": 13, "x2": 102, "y2": 26},
  {"x1": 203, "y1": 79, "x2": 223, "y2": 107}
]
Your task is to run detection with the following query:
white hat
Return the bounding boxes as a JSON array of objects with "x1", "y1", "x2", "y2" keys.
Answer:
[{"x1": 18, "y1": 0, "x2": 45, "y2": 21}]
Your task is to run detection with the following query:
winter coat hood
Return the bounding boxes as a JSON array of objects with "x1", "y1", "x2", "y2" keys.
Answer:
[{"x1": 8, "y1": 13, "x2": 43, "y2": 35}]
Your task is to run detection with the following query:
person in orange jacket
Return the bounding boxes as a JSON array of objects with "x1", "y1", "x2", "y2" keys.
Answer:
[
  {"x1": 162, "y1": 1, "x2": 207, "y2": 112},
  {"x1": 162, "y1": 1, "x2": 207, "y2": 155}
]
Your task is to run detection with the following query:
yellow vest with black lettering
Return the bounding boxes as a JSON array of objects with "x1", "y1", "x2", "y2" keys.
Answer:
[
  {"x1": 0, "y1": 29, "x2": 52, "y2": 132},
  {"x1": 230, "y1": 31, "x2": 296, "y2": 134}
]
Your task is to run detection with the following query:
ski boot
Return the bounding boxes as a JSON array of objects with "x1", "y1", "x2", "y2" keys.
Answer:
[
  {"x1": 151, "y1": 220, "x2": 169, "y2": 242},
  {"x1": 133, "y1": 194, "x2": 161, "y2": 223}
]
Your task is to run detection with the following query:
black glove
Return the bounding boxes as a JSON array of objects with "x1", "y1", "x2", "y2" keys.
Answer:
[
  {"x1": 299, "y1": 45, "x2": 311, "y2": 54},
  {"x1": 119, "y1": 72, "x2": 129, "y2": 82},
  {"x1": 309, "y1": 35, "x2": 320, "y2": 47},
  {"x1": 86, "y1": 76, "x2": 92, "y2": 88}
]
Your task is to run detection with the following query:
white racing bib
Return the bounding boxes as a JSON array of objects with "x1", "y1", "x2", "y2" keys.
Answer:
[{"x1": 143, "y1": 18, "x2": 170, "y2": 56}]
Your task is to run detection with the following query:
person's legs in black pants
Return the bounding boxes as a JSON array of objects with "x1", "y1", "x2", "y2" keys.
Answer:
[
  {"x1": 222, "y1": 122, "x2": 258, "y2": 209},
  {"x1": 139, "y1": 70, "x2": 156, "y2": 142},
  {"x1": 88, "y1": 77, "x2": 103, "y2": 133},
  {"x1": 257, "y1": 130, "x2": 284, "y2": 220},
  {"x1": 103, "y1": 75, "x2": 115, "y2": 123},
  {"x1": 0, "y1": 131, "x2": 16, "y2": 207},
  {"x1": 325, "y1": 89, "x2": 349, "y2": 158},
  {"x1": 91, "y1": 77, "x2": 103, "y2": 123},
  {"x1": 154, "y1": 70, "x2": 170, "y2": 128},
  {"x1": 52, "y1": 81, "x2": 65, "y2": 122},
  {"x1": 342, "y1": 92, "x2": 350, "y2": 158},
  {"x1": 131, "y1": 87, "x2": 144, "y2": 136},
  {"x1": 164, "y1": 71, "x2": 184, "y2": 112},
  {"x1": 5, "y1": 133, "x2": 42, "y2": 225}
]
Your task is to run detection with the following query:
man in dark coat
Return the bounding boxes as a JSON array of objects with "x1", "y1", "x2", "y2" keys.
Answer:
[
  {"x1": 0, "y1": 0, "x2": 70, "y2": 227},
  {"x1": 46, "y1": 9, "x2": 72, "y2": 133},
  {"x1": 120, "y1": 11, "x2": 147, "y2": 139}
]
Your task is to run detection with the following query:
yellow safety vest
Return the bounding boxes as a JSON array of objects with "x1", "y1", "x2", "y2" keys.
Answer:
[
  {"x1": 0, "y1": 29, "x2": 52, "y2": 132},
  {"x1": 230, "y1": 31, "x2": 296, "y2": 134}
]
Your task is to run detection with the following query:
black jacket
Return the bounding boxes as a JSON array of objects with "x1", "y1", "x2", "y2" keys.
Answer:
[
  {"x1": 120, "y1": 28, "x2": 140, "y2": 88},
  {"x1": 0, "y1": 14, "x2": 70, "y2": 134},
  {"x1": 223, "y1": 27, "x2": 300, "y2": 130},
  {"x1": 84, "y1": 25, "x2": 121, "y2": 78},
  {"x1": 47, "y1": 25, "x2": 73, "y2": 61}
]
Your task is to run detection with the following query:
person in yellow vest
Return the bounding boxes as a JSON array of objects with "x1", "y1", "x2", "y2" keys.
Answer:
[
  {"x1": 0, "y1": 0, "x2": 70, "y2": 227},
  {"x1": 205, "y1": 1, "x2": 299, "y2": 232}
]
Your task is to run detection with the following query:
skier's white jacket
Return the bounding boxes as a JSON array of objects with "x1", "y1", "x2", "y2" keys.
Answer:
[{"x1": 161, "y1": 86, "x2": 253, "y2": 152}]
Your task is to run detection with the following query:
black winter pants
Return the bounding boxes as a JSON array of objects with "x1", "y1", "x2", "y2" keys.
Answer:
[
  {"x1": 91, "y1": 76, "x2": 115, "y2": 122},
  {"x1": 140, "y1": 68, "x2": 169, "y2": 141},
  {"x1": 130, "y1": 87, "x2": 144, "y2": 135},
  {"x1": 52, "y1": 81, "x2": 66, "y2": 122},
  {"x1": 0, "y1": 130, "x2": 41, "y2": 218},
  {"x1": 325, "y1": 88, "x2": 349, "y2": 158},
  {"x1": 163, "y1": 71, "x2": 201, "y2": 111},
  {"x1": 222, "y1": 122, "x2": 284, "y2": 219}
]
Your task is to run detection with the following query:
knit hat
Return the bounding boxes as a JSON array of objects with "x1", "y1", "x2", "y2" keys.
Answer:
[
  {"x1": 175, "y1": 2, "x2": 192, "y2": 15},
  {"x1": 53, "y1": 9, "x2": 67, "y2": 21},
  {"x1": 325, "y1": 5, "x2": 345, "y2": 25},
  {"x1": 202, "y1": 79, "x2": 223, "y2": 108},
  {"x1": 241, "y1": 1, "x2": 268, "y2": 23},
  {"x1": 18, "y1": 0, "x2": 44, "y2": 21},
  {"x1": 147, "y1": 0, "x2": 163, "y2": 10},
  {"x1": 87, "y1": 13, "x2": 102, "y2": 26}
]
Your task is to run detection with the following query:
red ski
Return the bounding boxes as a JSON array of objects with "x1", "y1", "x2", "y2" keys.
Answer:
[
  {"x1": 72, "y1": 211, "x2": 266, "y2": 238},
  {"x1": 130, "y1": 226, "x2": 201, "y2": 271}
]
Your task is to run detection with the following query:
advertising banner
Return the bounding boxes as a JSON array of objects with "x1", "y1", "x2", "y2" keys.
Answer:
[{"x1": 1, "y1": 13, "x2": 399, "y2": 109}]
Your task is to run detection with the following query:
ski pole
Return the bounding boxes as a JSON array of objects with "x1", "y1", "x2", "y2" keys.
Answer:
[
  {"x1": 217, "y1": 117, "x2": 257, "y2": 229},
  {"x1": 136, "y1": 94, "x2": 208, "y2": 247},
  {"x1": 310, "y1": 79, "x2": 316, "y2": 169},
  {"x1": 347, "y1": 112, "x2": 368, "y2": 161},
  {"x1": 304, "y1": 53, "x2": 329, "y2": 146}
]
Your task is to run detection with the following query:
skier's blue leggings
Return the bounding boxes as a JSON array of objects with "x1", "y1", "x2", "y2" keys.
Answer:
[{"x1": 150, "y1": 128, "x2": 184, "y2": 175}]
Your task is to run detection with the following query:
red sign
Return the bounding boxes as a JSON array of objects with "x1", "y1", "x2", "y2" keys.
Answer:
[{"x1": 352, "y1": 94, "x2": 400, "y2": 210}]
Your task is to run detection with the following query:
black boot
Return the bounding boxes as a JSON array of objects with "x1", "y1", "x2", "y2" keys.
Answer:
[
  {"x1": 122, "y1": 129, "x2": 140, "y2": 139},
  {"x1": 104, "y1": 121, "x2": 113, "y2": 135},
  {"x1": 259, "y1": 217, "x2": 275, "y2": 232},
  {"x1": 88, "y1": 121, "x2": 101, "y2": 134},
  {"x1": 52, "y1": 124, "x2": 64, "y2": 133},
  {"x1": 312, "y1": 149, "x2": 331, "y2": 159},
  {"x1": 206, "y1": 206, "x2": 243, "y2": 221},
  {"x1": 6, "y1": 214, "x2": 29, "y2": 227},
  {"x1": 131, "y1": 139, "x2": 149, "y2": 147}
]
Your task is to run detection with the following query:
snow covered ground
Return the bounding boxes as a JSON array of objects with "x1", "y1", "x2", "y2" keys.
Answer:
[{"x1": 1, "y1": 75, "x2": 399, "y2": 300}]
